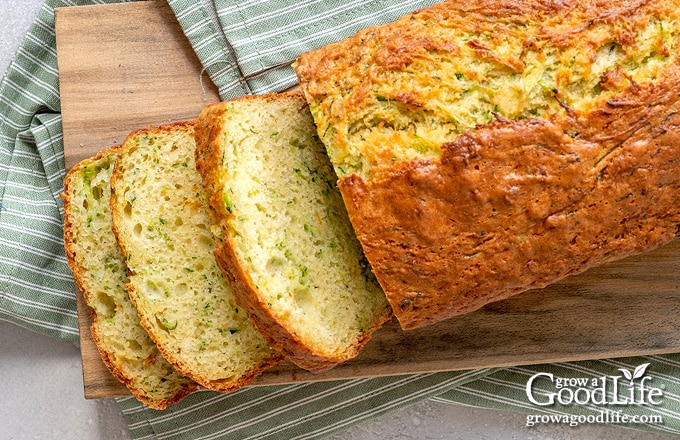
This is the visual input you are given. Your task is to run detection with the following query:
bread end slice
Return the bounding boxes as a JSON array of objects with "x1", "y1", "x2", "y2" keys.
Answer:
[
  {"x1": 62, "y1": 145, "x2": 197, "y2": 409},
  {"x1": 195, "y1": 93, "x2": 393, "y2": 372}
]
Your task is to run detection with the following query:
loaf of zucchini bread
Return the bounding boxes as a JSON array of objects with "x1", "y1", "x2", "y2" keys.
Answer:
[
  {"x1": 62, "y1": 145, "x2": 197, "y2": 409},
  {"x1": 295, "y1": 0, "x2": 680, "y2": 329},
  {"x1": 194, "y1": 92, "x2": 392, "y2": 372},
  {"x1": 109, "y1": 122, "x2": 282, "y2": 391}
]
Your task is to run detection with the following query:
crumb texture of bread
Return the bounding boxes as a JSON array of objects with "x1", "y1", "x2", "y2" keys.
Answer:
[
  {"x1": 295, "y1": 0, "x2": 680, "y2": 329},
  {"x1": 110, "y1": 122, "x2": 281, "y2": 391},
  {"x1": 195, "y1": 93, "x2": 392, "y2": 372},
  {"x1": 62, "y1": 146, "x2": 197, "y2": 409}
]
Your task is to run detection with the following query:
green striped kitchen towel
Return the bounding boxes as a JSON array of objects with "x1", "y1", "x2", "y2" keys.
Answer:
[
  {"x1": 167, "y1": 0, "x2": 443, "y2": 98},
  {"x1": 117, "y1": 371, "x2": 494, "y2": 439},
  {"x1": 0, "y1": 0, "x2": 142, "y2": 341},
  {"x1": 2, "y1": 0, "x2": 680, "y2": 438}
]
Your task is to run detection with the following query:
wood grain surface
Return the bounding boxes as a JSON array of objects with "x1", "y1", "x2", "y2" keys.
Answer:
[
  {"x1": 56, "y1": 0, "x2": 221, "y2": 170},
  {"x1": 56, "y1": 0, "x2": 680, "y2": 400}
]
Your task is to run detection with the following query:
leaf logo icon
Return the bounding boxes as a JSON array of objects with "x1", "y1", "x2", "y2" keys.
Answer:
[
  {"x1": 618, "y1": 368, "x2": 633, "y2": 381},
  {"x1": 618, "y1": 363, "x2": 650, "y2": 383},
  {"x1": 633, "y1": 363, "x2": 650, "y2": 380}
]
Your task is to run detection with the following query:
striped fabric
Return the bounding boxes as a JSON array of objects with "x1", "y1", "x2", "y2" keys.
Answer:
[
  {"x1": 0, "y1": 0, "x2": 141, "y2": 340},
  {"x1": 169, "y1": 0, "x2": 441, "y2": 98},
  {"x1": 118, "y1": 370, "x2": 494, "y2": 439},
  {"x1": 3, "y1": 0, "x2": 680, "y2": 438}
]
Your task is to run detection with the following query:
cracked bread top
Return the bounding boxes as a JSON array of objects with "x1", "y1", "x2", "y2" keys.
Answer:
[{"x1": 295, "y1": 0, "x2": 680, "y2": 328}]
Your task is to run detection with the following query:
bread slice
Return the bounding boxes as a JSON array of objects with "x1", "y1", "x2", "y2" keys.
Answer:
[
  {"x1": 110, "y1": 121, "x2": 282, "y2": 391},
  {"x1": 194, "y1": 92, "x2": 392, "y2": 372},
  {"x1": 294, "y1": 0, "x2": 680, "y2": 329},
  {"x1": 62, "y1": 145, "x2": 197, "y2": 409}
]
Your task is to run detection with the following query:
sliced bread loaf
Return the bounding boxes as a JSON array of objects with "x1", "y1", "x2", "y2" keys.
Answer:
[
  {"x1": 109, "y1": 122, "x2": 282, "y2": 391},
  {"x1": 194, "y1": 92, "x2": 392, "y2": 372},
  {"x1": 62, "y1": 145, "x2": 197, "y2": 409},
  {"x1": 294, "y1": 0, "x2": 680, "y2": 329}
]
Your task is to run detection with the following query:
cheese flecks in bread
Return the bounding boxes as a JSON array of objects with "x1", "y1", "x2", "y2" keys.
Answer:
[
  {"x1": 110, "y1": 122, "x2": 282, "y2": 391},
  {"x1": 62, "y1": 146, "x2": 197, "y2": 409},
  {"x1": 295, "y1": 0, "x2": 680, "y2": 329},
  {"x1": 194, "y1": 93, "x2": 392, "y2": 372}
]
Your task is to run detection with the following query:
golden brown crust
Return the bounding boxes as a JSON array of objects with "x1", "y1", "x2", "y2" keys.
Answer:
[
  {"x1": 296, "y1": 0, "x2": 668, "y2": 94},
  {"x1": 194, "y1": 92, "x2": 390, "y2": 372},
  {"x1": 294, "y1": 0, "x2": 678, "y2": 176},
  {"x1": 296, "y1": 0, "x2": 680, "y2": 329},
  {"x1": 338, "y1": 67, "x2": 680, "y2": 329}
]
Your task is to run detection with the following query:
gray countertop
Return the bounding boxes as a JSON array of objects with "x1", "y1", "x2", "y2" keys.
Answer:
[{"x1": 0, "y1": 2, "x2": 675, "y2": 439}]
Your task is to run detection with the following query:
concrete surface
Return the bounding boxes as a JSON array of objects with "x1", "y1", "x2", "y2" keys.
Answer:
[{"x1": 0, "y1": 1, "x2": 677, "y2": 439}]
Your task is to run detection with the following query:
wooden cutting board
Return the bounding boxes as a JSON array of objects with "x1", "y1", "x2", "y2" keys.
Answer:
[{"x1": 56, "y1": 0, "x2": 680, "y2": 400}]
